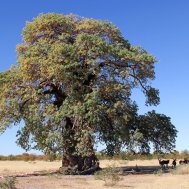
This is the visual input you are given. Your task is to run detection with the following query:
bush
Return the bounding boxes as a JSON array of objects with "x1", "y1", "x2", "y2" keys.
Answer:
[
  {"x1": 0, "y1": 177, "x2": 17, "y2": 189},
  {"x1": 0, "y1": 156, "x2": 6, "y2": 161},
  {"x1": 154, "y1": 169, "x2": 164, "y2": 176},
  {"x1": 7, "y1": 155, "x2": 16, "y2": 161},
  {"x1": 94, "y1": 165, "x2": 122, "y2": 186}
]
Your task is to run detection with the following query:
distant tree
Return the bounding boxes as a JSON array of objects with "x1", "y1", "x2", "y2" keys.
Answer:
[{"x1": 0, "y1": 13, "x2": 176, "y2": 174}]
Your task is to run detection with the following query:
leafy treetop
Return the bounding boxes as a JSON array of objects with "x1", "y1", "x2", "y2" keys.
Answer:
[{"x1": 0, "y1": 14, "x2": 165, "y2": 157}]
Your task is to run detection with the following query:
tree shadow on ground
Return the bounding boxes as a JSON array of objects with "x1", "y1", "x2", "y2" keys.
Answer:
[{"x1": 120, "y1": 165, "x2": 172, "y2": 175}]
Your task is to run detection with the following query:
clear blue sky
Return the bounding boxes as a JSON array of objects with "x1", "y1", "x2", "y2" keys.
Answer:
[{"x1": 0, "y1": 0, "x2": 189, "y2": 155}]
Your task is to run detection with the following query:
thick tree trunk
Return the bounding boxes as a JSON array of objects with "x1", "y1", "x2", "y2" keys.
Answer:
[
  {"x1": 59, "y1": 117, "x2": 100, "y2": 175},
  {"x1": 60, "y1": 153, "x2": 100, "y2": 175}
]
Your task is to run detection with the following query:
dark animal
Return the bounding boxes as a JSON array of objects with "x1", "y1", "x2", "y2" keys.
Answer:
[
  {"x1": 179, "y1": 160, "x2": 184, "y2": 165},
  {"x1": 158, "y1": 158, "x2": 170, "y2": 168},
  {"x1": 179, "y1": 158, "x2": 189, "y2": 165},
  {"x1": 172, "y1": 159, "x2": 176, "y2": 168}
]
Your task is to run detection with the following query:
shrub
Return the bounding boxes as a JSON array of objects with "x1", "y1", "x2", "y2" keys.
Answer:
[
  {"x1": 0, "y1": 156, "x2": 6, "y2": 161},
  {"x1": 0, "y1": 177, "x2": 17, "y2": 189},
  {"x1": 94, "y1": 165, "x2": 122, "y2": 186},
  {"x1": 7, "y1": 155, "x2": 16, "y2": 161},
  {"x1": 154, "y1": 169, "x2": 164, "y2": 176}
]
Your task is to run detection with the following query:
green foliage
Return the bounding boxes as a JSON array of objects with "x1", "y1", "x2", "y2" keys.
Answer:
[
  {"x1": 0, "y1": 13, "x2": 176, "y2": 169},
  {"x1": 94, "y1": 165, "x2": 122, "y2": 186},
  {"x1": 127, "y1": 110, "x2": 177, "y2": 154},
  {"x1": 0, "y1": 177, "x2": 17, "y2": 189}
]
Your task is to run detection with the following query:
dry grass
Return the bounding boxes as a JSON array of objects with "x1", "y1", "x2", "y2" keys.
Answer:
[
  {"x1": 0, "y1": 161, "x2": 59, "y2": 176},
  {"x1": 0, "y1": 159, "x2": 159, "y2": 175},
  {"x1": 171, "y1": 164, "x2": 189, "y2": 175},
  {"x1": 14, "y1": 174, "x2": 189, "y2": 189},
  {"x1": 0, "y1": 160, "x2": 189, "y2": 189}
]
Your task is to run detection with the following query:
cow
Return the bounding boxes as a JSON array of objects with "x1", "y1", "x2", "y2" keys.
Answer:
[
  {"x1": 172, "y1": 159, "x2": 176, "y2": 168},
  {"x1": 179, "y1": 158, "x2": 188, "y2": 165},
  {"x1": 158, "y1": 158, "x2": 170, "y2": 168}
]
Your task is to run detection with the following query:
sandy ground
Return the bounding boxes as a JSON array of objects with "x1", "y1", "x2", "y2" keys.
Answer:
[
  {"x1": 0, "y1": 159, "x2": 159, "y2": 175},
  {"x1": 0, "y1": 160, "x2": 189, "y2": 189},
  {"x1": 0, "y1": 160, "x2": 60, "y2": 175},
  {"x1": 16, "y1": 174, "x2": 189, "y2": 189}
]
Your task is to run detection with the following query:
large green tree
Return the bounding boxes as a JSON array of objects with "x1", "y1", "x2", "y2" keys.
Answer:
[{"x1": 0, "y1": 13, "x2": 176, "y2": 174}]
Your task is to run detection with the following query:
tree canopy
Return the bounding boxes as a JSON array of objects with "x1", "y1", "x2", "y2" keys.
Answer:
[
  {"x1": 125, "y1": 110, "x2": 177, "y2": 155},
  {"x1": 0, "y1": 13, "x2": 177, "y2": 173}
]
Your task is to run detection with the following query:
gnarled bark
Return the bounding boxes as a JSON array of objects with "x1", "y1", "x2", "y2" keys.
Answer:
[{"x1": 60, "y1": 117, "x2": 100, "y2": 174}]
